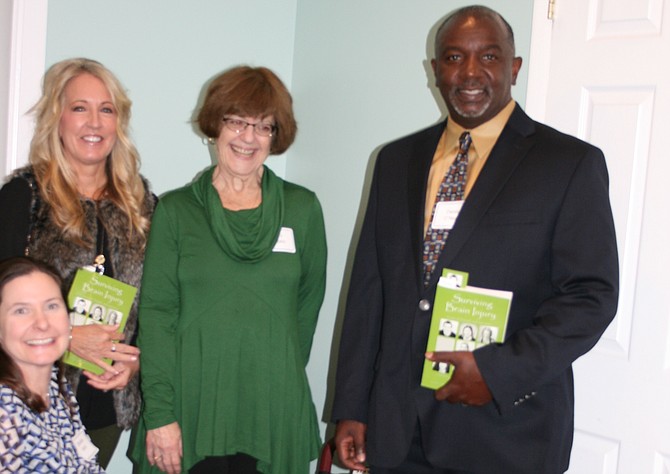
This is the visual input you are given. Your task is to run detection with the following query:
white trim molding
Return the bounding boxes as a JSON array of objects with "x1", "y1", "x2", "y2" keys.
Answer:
[
  {"x1": 525, "y1": 0, "x2": 553, "y2": 122},
  {"x1": 4, "y1": 0, "x2": 48, "y2": 176}
]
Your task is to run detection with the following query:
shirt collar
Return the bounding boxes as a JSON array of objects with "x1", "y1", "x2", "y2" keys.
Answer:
[{"x1": 445, "y1": 99, "x2": 516, "y2": 155}]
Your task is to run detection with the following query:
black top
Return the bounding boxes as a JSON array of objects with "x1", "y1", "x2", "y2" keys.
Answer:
[
  {"x1": 0, "y1": 177, "x2": 32, "y2": 259},
  {"x1": 0, "y1": 176, "x2": 116, "y2": 429}
]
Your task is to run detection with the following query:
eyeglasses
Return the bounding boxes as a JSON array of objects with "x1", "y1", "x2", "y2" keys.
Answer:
[{"x1": 222, "y1": 118, "x2": 276, "y2": 137}]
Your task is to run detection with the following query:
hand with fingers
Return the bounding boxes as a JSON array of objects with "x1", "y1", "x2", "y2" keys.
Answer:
[
  {"x1": 69, "y1": 324, "x2": 140, "y2": 374},
  {"x1": 425, "y1": 351, "x2": 493, "y2": 406},
  {"x1": 147, "y1": 422, "x2": 183, "y2": 474},
  {"x1": 335, "y1": 419, "x2": 368, "y2": 472},
  {"x1": 82, "y1": 358, "x2": 139, "y2": 391}
]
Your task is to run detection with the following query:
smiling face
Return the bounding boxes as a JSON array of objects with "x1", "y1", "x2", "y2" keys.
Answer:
[
  {"x1": 0, "y1": 272, "x2": 70, "y2": 378},
  {"x1": 215, "y1": 114, "x2": 274, "y2": 180},
  {"x1": 431, "y1": 12, "x2": 522, "y2": 129},
  {"x1": 91, "y1": 306, "x2": 103, "y2": 321},
  {"x1": 58, "y1": 73, "x2": 118, "y2": 172},
  {"x1": 462, "y1": 325, "x2": 474, "y2": 340}
]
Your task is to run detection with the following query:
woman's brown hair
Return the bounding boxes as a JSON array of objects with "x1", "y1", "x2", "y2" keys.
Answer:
[
  {"x1": 0, "y1": 257, "x2": 73, "y2": 414},
  {"x1": 197, "y1": 65, "x2": 297, "y2": 155}
]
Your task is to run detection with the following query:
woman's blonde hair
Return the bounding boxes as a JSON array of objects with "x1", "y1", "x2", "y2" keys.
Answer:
[{"x1": 29, "y1": 58, "x2": 149, "y2": 246}]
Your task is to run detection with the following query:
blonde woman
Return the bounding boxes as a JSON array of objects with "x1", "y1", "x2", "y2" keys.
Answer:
[{"x1": 0, "y1": 58, "x2": 155, "y2": 467}]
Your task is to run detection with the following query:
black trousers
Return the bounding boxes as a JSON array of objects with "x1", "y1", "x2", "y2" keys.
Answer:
[
  {"x1": 189, "y1": 453, "x2": 260, "y2": 474},
  {"x1": 370, "y1": 423, "x2": 473, "y2": 474}
]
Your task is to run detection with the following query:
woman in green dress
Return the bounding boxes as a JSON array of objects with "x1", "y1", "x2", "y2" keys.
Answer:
[{"x1": 133, "y1": 66, "x2": 327, "y2": 474}]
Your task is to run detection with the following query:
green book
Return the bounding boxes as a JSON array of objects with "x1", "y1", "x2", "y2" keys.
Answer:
[
  {"x1": 421, "y1": 269, "x2": 513, "y2": 390},
  {"x1": 63, "y1": 268, "x2": 137, "y2": 375}
]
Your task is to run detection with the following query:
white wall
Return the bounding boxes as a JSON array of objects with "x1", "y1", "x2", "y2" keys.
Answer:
[{"x1": 7, "y1": 1, "x2": 533, "y2": 472}]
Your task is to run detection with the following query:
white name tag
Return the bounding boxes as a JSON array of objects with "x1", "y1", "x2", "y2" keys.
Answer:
[
  {"x1": 272, "y1": 227, "x2": 296, "y2": 253},
  {"x1": 72, "y1": 429, "x2": 99, "y2": 461},
  {"x1": 432, "y1": 200, "x2": 464, "y2": 230}
]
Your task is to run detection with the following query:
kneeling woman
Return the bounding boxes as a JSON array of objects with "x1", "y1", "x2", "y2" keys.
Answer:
[{"x1": 0, "y1": 257, "x2": 103, "y2": 472}]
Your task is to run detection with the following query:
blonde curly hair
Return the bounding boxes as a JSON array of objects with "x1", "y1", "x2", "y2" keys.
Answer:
[{"x1": 29, "y1": 58, "x2": 149, "y2": 246}]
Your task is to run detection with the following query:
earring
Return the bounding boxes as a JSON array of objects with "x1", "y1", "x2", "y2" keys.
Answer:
[{"x1": 202, "y1": 137, "x2": 215, "y2": 145}]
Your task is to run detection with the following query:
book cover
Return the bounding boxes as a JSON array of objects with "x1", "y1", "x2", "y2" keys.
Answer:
[
  {"x1": 63, "y1": 268, "x2": 137, "y2": 375},
  {"x1": 421, "y1": 269, "x2": 513, "y2": 390}
]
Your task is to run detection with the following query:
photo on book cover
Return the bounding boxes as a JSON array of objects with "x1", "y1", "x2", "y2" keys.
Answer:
[
  {"x1": 63, "y1": 268, "x2": 137, "y2": 375},
  {"x1": 421, "y1": 268, "x2": 513, "y2": 390}
]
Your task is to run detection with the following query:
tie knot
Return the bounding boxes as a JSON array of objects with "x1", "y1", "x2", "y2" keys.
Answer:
[{"x1": 459, "y1": 131, "x2": 472, "y2": 154}]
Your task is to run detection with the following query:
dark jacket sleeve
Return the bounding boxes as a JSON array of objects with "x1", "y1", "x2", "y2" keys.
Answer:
[
  {"x1": 473, "y1": 142, "x2": 619, "y2": 415},
  {"x1": 0, "y1": 177, "x2": 32, "y2": 260}
]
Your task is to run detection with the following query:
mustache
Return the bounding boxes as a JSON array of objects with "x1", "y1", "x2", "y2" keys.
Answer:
[{"x1": 454, "y1": 81, "x2": 489, "y2": 91}]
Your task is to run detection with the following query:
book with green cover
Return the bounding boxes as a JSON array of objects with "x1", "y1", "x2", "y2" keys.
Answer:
[
  {"x1": 63, "y1": 268, "x2": 137, "y2": 375},
  {"x1": 421, "y1": 269, "x2": 513, "y2": 390}
]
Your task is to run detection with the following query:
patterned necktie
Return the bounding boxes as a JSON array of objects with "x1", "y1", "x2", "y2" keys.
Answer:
[{"x1": 422, "y1": 131, "x2": 471, "y2": 286}]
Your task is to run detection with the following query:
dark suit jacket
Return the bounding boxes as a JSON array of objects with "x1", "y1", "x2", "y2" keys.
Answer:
[{"x1": 331, "y1": 105, "x2": 619, "y2": 473}]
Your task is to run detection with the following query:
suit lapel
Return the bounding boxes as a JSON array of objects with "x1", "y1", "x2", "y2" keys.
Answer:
[{"x1": 433, "y1": 106, "x2": 537, "y2": 278}]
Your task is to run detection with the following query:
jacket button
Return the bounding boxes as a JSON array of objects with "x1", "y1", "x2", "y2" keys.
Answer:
[{"x1": 418, "y1": 299, "x2": 431, "y2": 311}]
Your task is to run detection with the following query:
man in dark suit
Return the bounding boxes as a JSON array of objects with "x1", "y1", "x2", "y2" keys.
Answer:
[{"x1": 331, "y1": 6, "x2": 619, "y2": 474}]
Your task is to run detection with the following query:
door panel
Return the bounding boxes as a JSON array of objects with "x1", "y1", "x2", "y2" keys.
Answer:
[{"x1": 528, "y1": 0, "x2": 670, "y2": 472}]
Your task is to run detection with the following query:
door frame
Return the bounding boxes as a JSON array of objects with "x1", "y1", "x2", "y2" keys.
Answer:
[
  {"x1": 2, "y1": 0, "x2": 48, "y2": 177},
  {"x1": 526, "y1": 0, "x2": 553, "y2": 121}
]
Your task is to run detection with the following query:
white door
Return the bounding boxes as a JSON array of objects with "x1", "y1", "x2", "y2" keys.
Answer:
[{"x1": 527, "y1": 0, "x2": 670, "y2": 472}]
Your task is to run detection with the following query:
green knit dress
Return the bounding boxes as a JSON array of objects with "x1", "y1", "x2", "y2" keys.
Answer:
[{"x1": 131, "y1": 166, "x2": 327, "y2": 473}]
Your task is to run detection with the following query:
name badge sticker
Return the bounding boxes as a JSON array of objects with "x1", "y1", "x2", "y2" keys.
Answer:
[
  {"x1": 72, "y1": 429, "x2": 99, "y2": 461},
  {"x1": 273, "y1": 227, "x2": 296, "y2": 253},
  {"x1": 432, "y1": 200, "x2": 464, "y2": 230}
]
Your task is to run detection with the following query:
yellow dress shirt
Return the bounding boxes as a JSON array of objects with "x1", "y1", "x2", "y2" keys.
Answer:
[{"x1": 424, "y1": 100, "x2": 516, "y2": 235}]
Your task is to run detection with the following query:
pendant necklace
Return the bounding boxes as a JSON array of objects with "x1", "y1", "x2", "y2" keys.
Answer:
[{"x1": 92, "y1": 213, "x2": 107, "y2": 275}]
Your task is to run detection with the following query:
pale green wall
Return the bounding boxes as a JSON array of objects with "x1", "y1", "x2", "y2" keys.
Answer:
[
  {"x1": 289, "y1": 2, "x2": 532, "y2": 440},
  {"x1": 46, "y1": 0, "x2": 298, "y2": 193},
  {"x1": 45, "y1": 1, "x2": 533, "y2": 472}
]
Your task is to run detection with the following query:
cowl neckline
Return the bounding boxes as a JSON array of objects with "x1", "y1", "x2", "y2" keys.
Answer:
[{"x1": 192, "y1": 165, "x2": 284, "y2": 263}]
